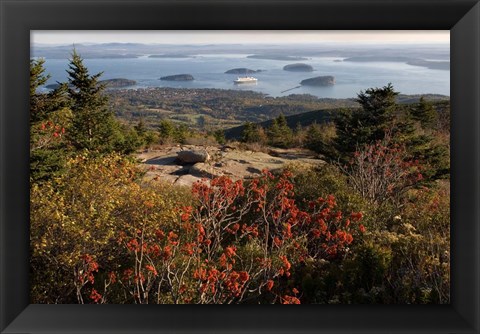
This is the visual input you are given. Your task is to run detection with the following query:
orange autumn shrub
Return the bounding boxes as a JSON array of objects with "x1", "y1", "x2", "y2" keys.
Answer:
[{"x1": 114, "y1": 170, "x2": 365, "y2": 304}]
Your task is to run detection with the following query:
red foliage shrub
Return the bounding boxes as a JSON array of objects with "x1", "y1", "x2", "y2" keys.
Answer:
[{"x1": 113, "y1": 170, "x2": 365, "y2": 304}]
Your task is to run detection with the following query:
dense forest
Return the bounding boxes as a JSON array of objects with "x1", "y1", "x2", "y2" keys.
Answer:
[{"x1": 30, "y1": 52, "x2": 450, "y2": 304}]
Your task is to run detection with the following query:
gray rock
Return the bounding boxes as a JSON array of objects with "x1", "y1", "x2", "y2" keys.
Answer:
[
  {"x1": 177, "y1": 150, "x2": 210, "y2": 164},
  {"x1": 174, "y1": 174, "x2": 202, "y2": 187},
  {"x1": 189, "y1": 163, "x2": 221, "y2": 178}
]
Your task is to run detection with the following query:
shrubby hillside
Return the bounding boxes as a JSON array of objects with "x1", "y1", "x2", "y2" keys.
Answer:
[{"x1": 30, "y1": 53, "x2": 450, "y2": 304}]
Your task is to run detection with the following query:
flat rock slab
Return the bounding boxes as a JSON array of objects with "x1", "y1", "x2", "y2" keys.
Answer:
[
  {"x1": 189, "y1": 163, "x2": 223, "y2": 178},
  {"x1": 136, "y1": 145, "x2": 325, "y2": 188},
  {"x1": 174, "y1": 174, "x2": 202, "y2": 187}
]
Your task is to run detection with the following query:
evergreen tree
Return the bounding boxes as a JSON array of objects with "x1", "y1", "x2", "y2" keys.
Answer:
[
  {"x1": 114, "y1": 124, "x2": 144, "y2": 154},
  {"x1": 304, "y1": 123, "x2": 322, "y2": 152},
  {"x1": 410, "y1": 97, "x2": 437, "y2": 128},
  {"x1": 158, "y1": 119, "x2": 175, "y2": 144},
  {"x1": 334, "y1": 83, "x2": 399, "y2": 155},
  {"x1": 134, "y1": 119, "x2": 147, "y2": 137},
  {"x1": 241, "y1": 122, "x2": 258, "y2": 143},
  {"x1": 213, "y1": 129, "x2": 226, "y2": 145},
  {"x1": 30, "y1": 59, "x2": 71, "y2": 182},
  {"x1": 267, "y1": 114, "x2": 293, "y2": 148},
  {"x1": 174, "y1": 124, "x2": 188, "y2": 144},
  {"x1": 293, "y1": 122, "x2": 304, "y2": 147},
  {"x1": 30, "y1": 58, "x2": 69, "y2": 123},
  {"x1": 66, "y1": 50, "x2": 118, "y2": 152},
  {"x1": 30, "y1": 58, "x2": 50, "y2": 123}
]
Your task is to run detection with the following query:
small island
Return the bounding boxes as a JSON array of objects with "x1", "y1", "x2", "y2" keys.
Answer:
[
  {"x1": 101, "y1": 78, "x2": 137, "y2": 88},
  {"x1": 300, "y1": 76, "x2": 335, "y2": 86},
  {"x1": 225, "y1": 68, "x2": 262, "y2": 74},
  {"x1": 247, "y1": 54, "x2": 309, "y2": 61},
  {"x1": 406, "y1": 59, "x2": 449, "y2": 70},
  {"x1": 283, "y1": 63, "x2": 314, "y2": 72},
  {"x1": 160, "y1": 74, "x2": 195, "y2": 81}
]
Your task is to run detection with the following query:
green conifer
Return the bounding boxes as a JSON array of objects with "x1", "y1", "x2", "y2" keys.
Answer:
[{"x1": 66, "y1": 49, "x2": 118, "y2": 152}]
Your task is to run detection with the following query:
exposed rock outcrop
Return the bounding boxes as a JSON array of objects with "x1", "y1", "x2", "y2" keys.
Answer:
[{"x1": 137, "y1": 145, "x2": 325, "y2": 188}]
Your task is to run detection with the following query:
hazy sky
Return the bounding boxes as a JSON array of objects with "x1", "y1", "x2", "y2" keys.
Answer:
[{"x1": 31, "y1": 30, "x2": 449, "y2": 45}]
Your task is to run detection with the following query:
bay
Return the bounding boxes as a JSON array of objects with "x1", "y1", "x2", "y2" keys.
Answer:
[{"x1": 40, "y1": 54, "x2": 450, "y2": 98}]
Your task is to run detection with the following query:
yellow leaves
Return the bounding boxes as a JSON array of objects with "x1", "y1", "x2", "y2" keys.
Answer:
[
  {"x1": 40, "y1": 237, "x2": 48, "y2": 249},
  {"x1": 31, "y1": 152, "x2": 193, "y2": 303},
  {"x1": 54, "y1": 209, "x2": 63, "y2": 221},
  {"x1": 143, "y1": 200, "x2": 155, "y2": 209}
]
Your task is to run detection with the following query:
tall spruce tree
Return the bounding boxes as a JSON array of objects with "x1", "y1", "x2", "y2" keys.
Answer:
[
  {"x1": 334, "y1": 83, "x2": 399, "y2": 155},
  {"x1": 241, "y1": 122, "x2": 258, "y2": 143},
  {"x1": 30, "y1": 58, "x2": 71, "y2": 181},
  {"x1": 410, "y1": 97, "x2": 437, "y2": 128},
  {"x1": 268, "y1": 114, "x2": 293, "y2": 148},
  {"x1": 30, "y1": 58, "x2": 50, "y2": 121},
  {"x1": 67, "y1": 50, "x2": 118, "y2": 152},
  {"x1": 30, "y1": 58, "x2": 57, "y2": 123},
  {"x1": 334, "y1": 84, "x2": 449, "y2": 182}
]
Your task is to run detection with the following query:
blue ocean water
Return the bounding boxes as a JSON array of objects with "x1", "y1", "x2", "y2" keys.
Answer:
[{"x1": 40, "y1": 54, "x2": 450, "y2": 98}]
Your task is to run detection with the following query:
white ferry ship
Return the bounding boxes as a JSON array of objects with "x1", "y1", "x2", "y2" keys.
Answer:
[{"x1": 234, "y1": 76, "x2": 258, "y2": 84}]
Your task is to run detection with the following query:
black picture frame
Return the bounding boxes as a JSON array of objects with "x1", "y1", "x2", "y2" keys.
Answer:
[{"x1": 1, "y1": 0, "x2": 479, "y2": 333}]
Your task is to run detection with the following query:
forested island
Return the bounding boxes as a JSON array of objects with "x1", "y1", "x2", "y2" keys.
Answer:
[
  {"x1": 300, "y1": 76, "x2": 335, "y2": 86},
  {"x1": 160, "y1": 74, "x2": 195, "y2": 81},
  {"x1": 225, "y1": 68, "x2": 262, "y2": 74},
  {"x1": 101, "y1": 78, "x2": 137, "y2": 88},
  {"x1": 283, "y1": 63, "x2": 314, "y2": 72}
]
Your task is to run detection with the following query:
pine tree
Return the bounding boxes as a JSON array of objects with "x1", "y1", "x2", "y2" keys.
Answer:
[
  {"x1": 158, "y1": 119, "x2": 175, "y2": 144},
  {"x1": 410, "y1": 97, "x2": 437, "y2": 128},
  {"x1": 30, "y1": 59, "x2": 71, "y2": 181},
  {"x1": 213, "y1": 129, "x2": 226, "y2": 145},
  {"x1": 134, "y1": 119, "x2": 147, "y2": 136},
  {"x1": 268, "y1": 114, "x2": 293, "y2": 148},
  {"x1": 334, "y1": 83, "x2": 399, "y2": 155},
  {"x1": 30, "y1": 58, "x2": 51, "y2": 123},
  {"x1": 305, "y1": 123, "x2": 322, "y2": 152},
  {"x1": 241, "y1": 122, "x2": 258, "y2": 143},
  {"x1": 66, "y1": 50, "x2": 118, "y2": 152}
]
